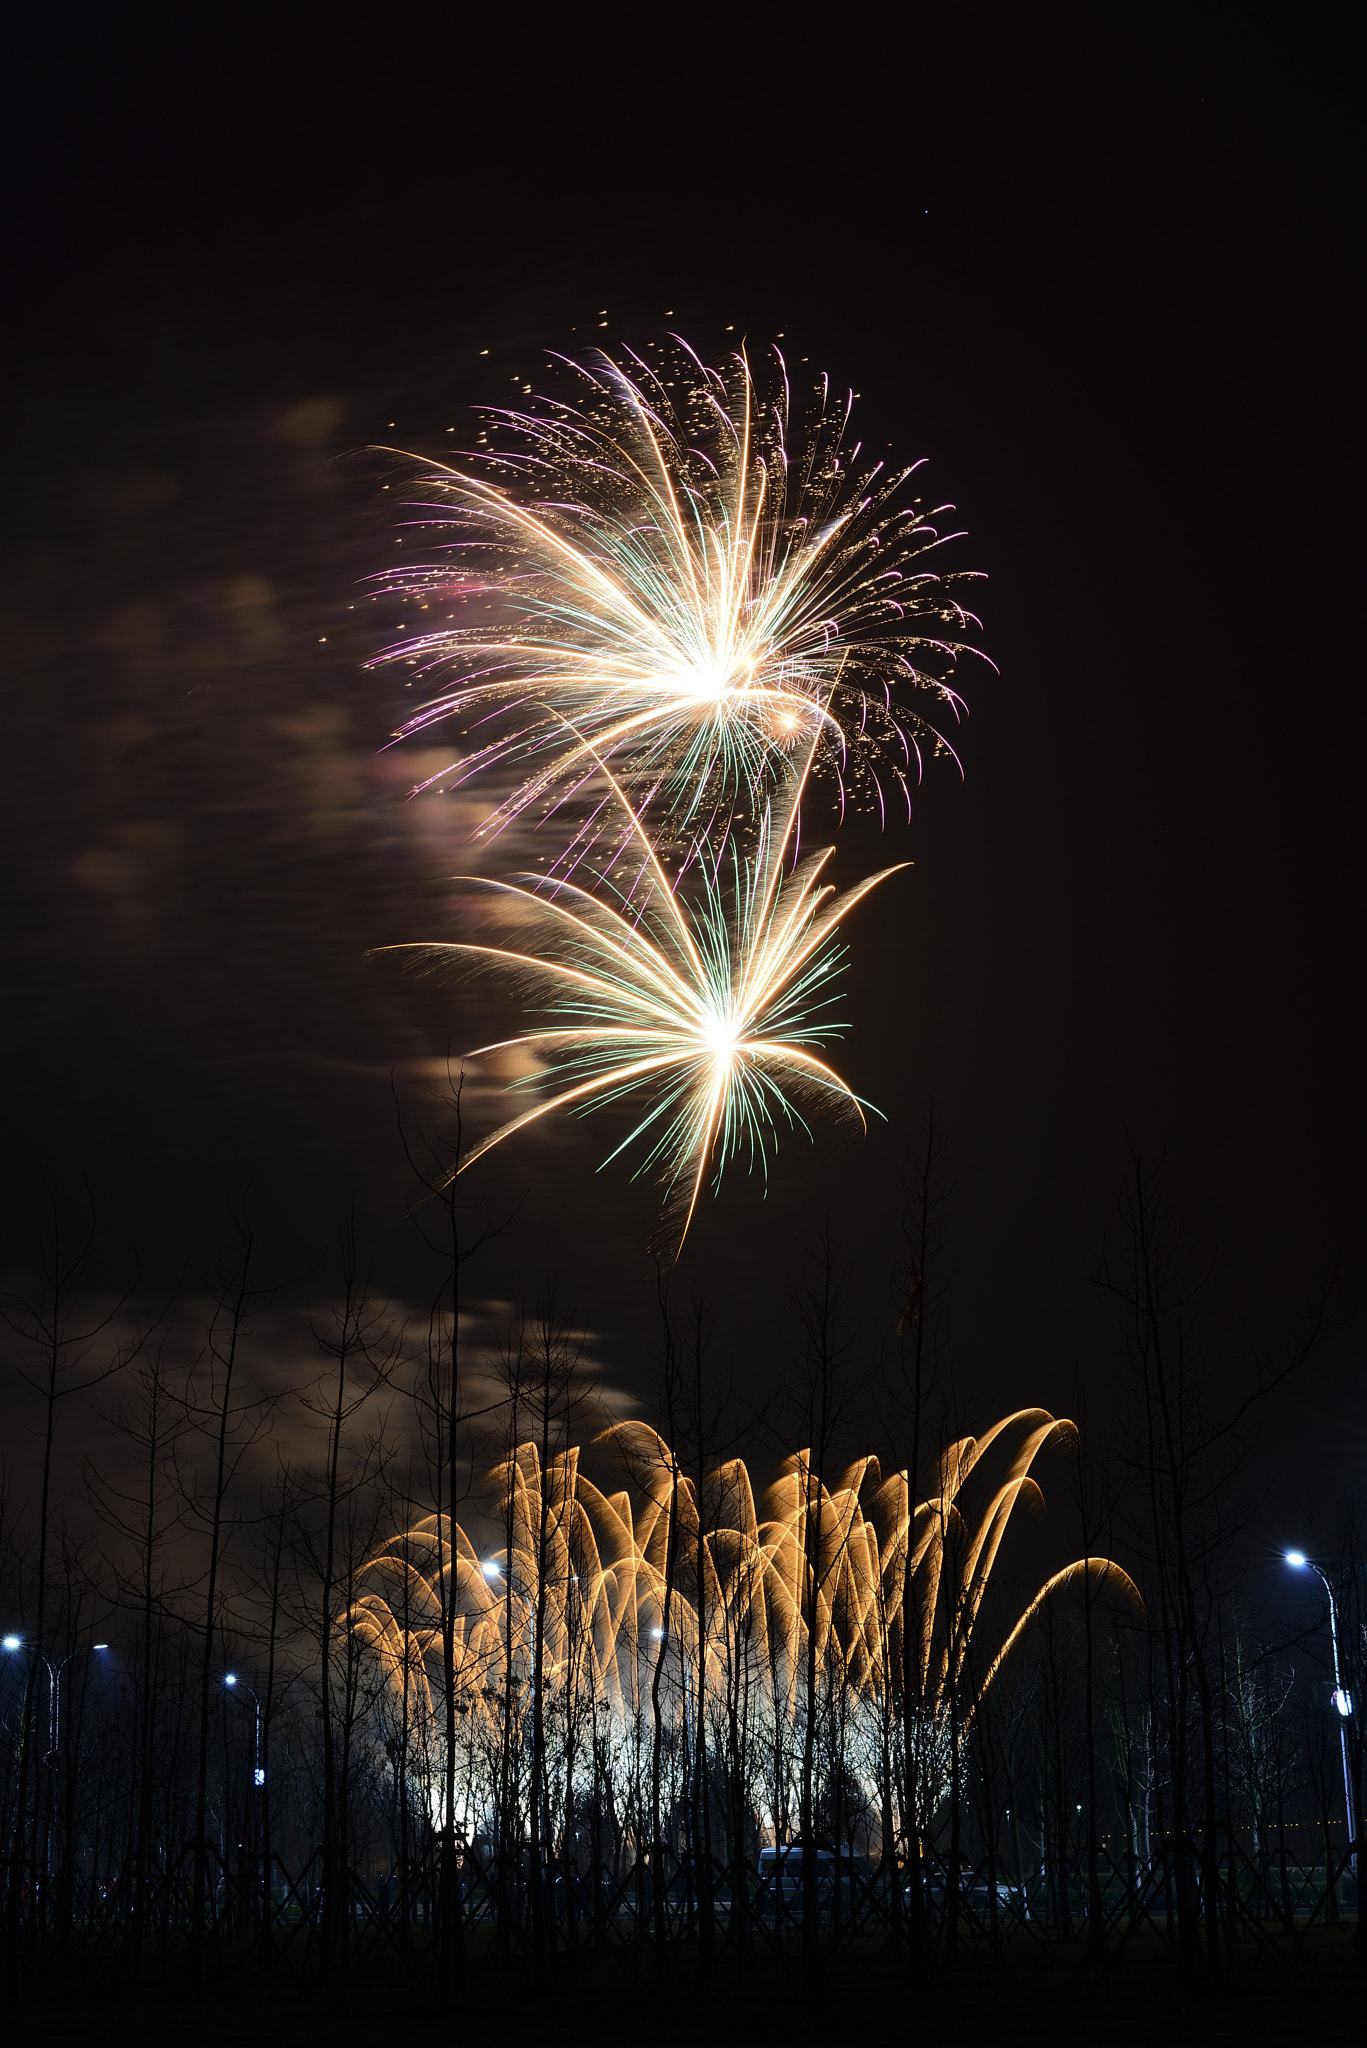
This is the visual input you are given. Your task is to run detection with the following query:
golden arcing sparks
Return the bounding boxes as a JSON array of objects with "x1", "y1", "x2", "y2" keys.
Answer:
[{"x1": 349, "y1": 1410, "x2": 1139, "y2": 1839}]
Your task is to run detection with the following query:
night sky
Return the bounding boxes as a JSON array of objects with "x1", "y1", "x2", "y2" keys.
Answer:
[{"x1": 2, "y1": 7, "x2": 1362, "y2": 1550}]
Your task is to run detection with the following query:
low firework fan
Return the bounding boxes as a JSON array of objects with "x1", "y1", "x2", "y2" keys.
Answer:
[{"x1": 378, "y1": 734, "x2": 905, "y2": 1254}]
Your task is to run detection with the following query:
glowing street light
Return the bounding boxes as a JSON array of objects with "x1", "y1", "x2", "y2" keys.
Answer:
[
  {"x1": 1284, "y1": 1551, "x2": 1356, "y2": 1871},
  {"x1": 2, "y1": 1636, "x2": 109, "y2": 1754},
  {"x1": 483, "y1": 1560, "x2": 540, "y2": 1651},
  {"x1": 223, "y1": 1673, "x2": 265, "y2": 1788}
]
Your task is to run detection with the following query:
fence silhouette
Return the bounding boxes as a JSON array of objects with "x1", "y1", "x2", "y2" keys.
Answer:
[{"x1": 7, "y1": 1833, "x2": 1359, "y2": 1979}]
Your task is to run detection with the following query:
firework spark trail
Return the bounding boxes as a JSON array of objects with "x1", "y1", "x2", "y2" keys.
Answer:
[
  {"x1": 370, "y1": 341, "x2": 987, "y2": 860},
  {"x1": 348, "y1": 1411, "x2": 1141, "y2": 1837},
  {"x1": 378, "y1": 731, "x2": 907, "y2": 1252}
]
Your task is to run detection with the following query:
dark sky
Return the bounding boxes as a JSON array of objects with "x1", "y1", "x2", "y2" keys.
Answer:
[{"x1": 1, "y1": 5, "x2": 1362, "y2": 1545}]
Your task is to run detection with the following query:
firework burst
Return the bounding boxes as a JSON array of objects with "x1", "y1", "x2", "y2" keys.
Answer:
[
  {"x1": 381, "y1": 737, "x2": 906, "y2": 1251},
  {"x1": 371, "y1": 339, "x2": 987, "y2": 861},
  {"x1": 350, "y1": 1410, "x2": 1140, "y2": 1822}
]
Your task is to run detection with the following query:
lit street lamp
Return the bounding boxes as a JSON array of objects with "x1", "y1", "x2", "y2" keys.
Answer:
[
  {"x1": 224, "y1": 1673, "x2": 267, "y2": 1787},
  {"x1": 482, "y1": 1559, "x2": 537, "y2": 1643},
  {"x1": 1285, "y1": 1552, "x2": 1356, "y2": 1872},
  {"x1": 2, "y1": 1635, "x2": 109, "y2": 1754}
]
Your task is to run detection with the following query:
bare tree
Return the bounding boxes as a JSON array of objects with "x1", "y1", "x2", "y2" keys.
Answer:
[
  {"x1": 888, "y1": 1116, "x2": 950, "y2": 1957},
  {"x1": 395, "y1": 1062, "x2": 505, "y2": 1999},
  {"x1": 181, "y1": 1214, "x2": 274, "y2": 1991},
  {"x1": 1, "y1": 1188, "x2": 144, "y2": 1987},
  {"x1": 1100, "y1": 1155, "x2": 1327, "y2": 1984},
  {"x1": 789, "y1": 1220, "x2": 857, "y2": 1995},
  {"x1": 86, "y1": 1332, "x2": 188, "y2": 1977},
  {"x1": 301, "y1": 1211, "x2": 402, "y2": 1965}
]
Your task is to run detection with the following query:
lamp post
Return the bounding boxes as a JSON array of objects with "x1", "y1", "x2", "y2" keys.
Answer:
[
  {"x1": 1285, "y1": 1552, "x2": 1356, "y2": 1873},
  {"x1": 4, "y1": 1636, "x2": 110, "y2": 1885},
  {"x1": 223, "y1": 1673, "x2": 265, "y2": 1787},
  {"x1": 224, "y1": 1672, "x2": 281, "y2": 1946},
  {"x1": 483, "y1": 1559, "x2": 548, "y2": 1900},
  {"x1": 2, "y1": 1635, "x2": 109, "y2": 1755},
  {"x1": 482, "y1": 1557, "x2": 540, "y2": 1661}
]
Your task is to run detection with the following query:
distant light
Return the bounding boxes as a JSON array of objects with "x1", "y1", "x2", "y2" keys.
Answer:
[
  {"x1": 254, "y1": 1767, "x2": 267, "y2": 1787},
  {"x1": 481, "y1": 1560, "x2": 501, "y2": 1580},
  {"x1": 93, "y1": 1643, "x2": 109, "y2": 1652},
  {"x1": 1285, "y1": 1551, "x2": 1309, "y2": 1569},
  {"x1": 225, "y1": 1673, "x2": 238, "y2": 1687},
  {"x1": 1333, "y1": 1688, "x2": 1354, "y2": 1720},
  {"x1": 2, "y1": 1635, "x2": 20, "y2": 1652},
  {"x1": 650, "y1": 1628, "x2": 665, "y2": 1640}
]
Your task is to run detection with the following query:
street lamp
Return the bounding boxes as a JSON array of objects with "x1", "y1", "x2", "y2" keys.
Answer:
[
  {"x1": 224, "y1": 1673, "x2": 266, "y2": 1786},
  {"x1": 1285, "y1": 1552, "x2": 1356, "y2": 1871},
  {"x1": 2, "y1": 1635, "x2": 109, "y2": 1753},
  {"x1": 482, "y1": 1560, "x2": 538, "y2": 1644}
]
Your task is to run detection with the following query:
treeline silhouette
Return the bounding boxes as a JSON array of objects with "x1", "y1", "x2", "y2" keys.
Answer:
[{"x1": 0, "y1": 1136, "x2": 1358, "y2": 2006}]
